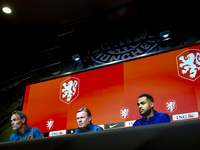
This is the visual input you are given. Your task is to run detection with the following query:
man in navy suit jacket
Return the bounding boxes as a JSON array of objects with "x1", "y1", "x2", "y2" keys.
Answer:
[{"x1": 133, "y1": 94, "x2": 170, "y2": 126}]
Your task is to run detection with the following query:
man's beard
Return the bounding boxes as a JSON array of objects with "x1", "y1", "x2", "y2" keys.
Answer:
[{"x1": 140, "y1": 107, "x2": 151, "y2": 117}]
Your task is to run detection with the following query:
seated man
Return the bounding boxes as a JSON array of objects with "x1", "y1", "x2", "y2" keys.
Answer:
[
  {"x1": 73, "y1": 107, "x2": 103, "y2": 134},
  {"x1": 9, "y1": 110, "x2": 43, "y2": 141},
  {"x1": 133, "y1": 94, "x2": 170, "y2": 126}
]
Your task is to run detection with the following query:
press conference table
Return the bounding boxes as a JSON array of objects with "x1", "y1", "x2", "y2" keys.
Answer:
[{"x1": 1, "y1": 119, "x2": 200, "y2": 150}]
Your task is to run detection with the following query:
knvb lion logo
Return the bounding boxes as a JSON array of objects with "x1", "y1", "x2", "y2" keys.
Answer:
[
  {"x1": 120, "y1": 107, "x2": 130, "y2": 120},
  {"x1": 165, "y1": 100, "x2": 177, "y2": 113},
  {"x1": 176, "y1": 49, "x2": 200, "y2": 81},
  {"x1": 47, "y1": 119, "x2": 54, "y2": 130},
  {"x1": 60, "y1": 77, "x2": 80, "y2": 104}
]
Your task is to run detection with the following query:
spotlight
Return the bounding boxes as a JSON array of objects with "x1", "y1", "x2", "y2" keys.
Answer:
[
  {"x1": 159, "y1": 30, "x2": 171, "y2": 41},
  {"x1": 72, "y1": 54, "x2": 80, "y2": 61},
  {"x1": 2, "y1": 7, "x2": 12, "y2": 14}
]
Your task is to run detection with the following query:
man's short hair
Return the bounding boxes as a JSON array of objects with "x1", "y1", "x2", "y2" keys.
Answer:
[
  {"x1": 76, "y1": 107, "x2": 91, "y2": 117},
  {"x1": 138, "y1": 94, "x2": 154, "y2": 102},
  {"x1": 11, "y1": 110, "x2": 27, "y2": 125}
]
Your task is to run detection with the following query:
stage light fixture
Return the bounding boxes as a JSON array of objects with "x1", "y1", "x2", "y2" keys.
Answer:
[
  {"x1": 72, "y1": 54, "x2": 80, "y2": 61},
  {"x1": 2, "y1": 7, "x2": 12, "y2": 14},
  {"x1": 159, "y1": 30, "x2": 171, "y2": 41}
]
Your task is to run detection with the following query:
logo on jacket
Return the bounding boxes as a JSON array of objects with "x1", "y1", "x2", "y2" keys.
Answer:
[
  {"x1": 165, "y1": 100, "x2": 177, "y2": 113},
  {"x1": 60, "y1": 77, "x2": 80, "y2": 104},
  {"x1": 120, "y1": 107, "x2": 130, "y2": 119},
  {"x1": 176, "y1": 49, "x2": 200, "y2": 81},
  {"x1": 47, "y1": 119, "x2": 54, "y2": 130},
  {"x1": 27, "y1": 135, "x2": 33, "y2": 139}
]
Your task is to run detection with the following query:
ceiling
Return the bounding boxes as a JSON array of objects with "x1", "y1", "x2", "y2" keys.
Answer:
[
  {"x1": 2, "y1": 0, "x2": 135, "y2": 28},
  {"x1": 0, "y1": 0, "x2": 136, "y2": 85},
  {"x1": 0, "y1": 0, "x2": 135, "y2": 43}
]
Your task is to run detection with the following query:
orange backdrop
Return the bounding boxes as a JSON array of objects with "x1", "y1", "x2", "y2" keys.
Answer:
[{"x1": 23, "y1": 44, "x2": 200, "y2": 133}]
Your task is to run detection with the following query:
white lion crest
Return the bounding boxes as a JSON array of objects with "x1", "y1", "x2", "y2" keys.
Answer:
[
  {"x1": 62, "y1": 80, "x2": 78, "y2": 102},
  {"x1": 177, "y1": 49, "x2": 200, "y2": 81},
  {"x1": 165, "y1": 100, "x2": 177, "y2": 113},
  {"x1": 166, "y1": 101, "x2": 176, "y2": 113},
  {"x1": 46, "y1": 119, "x2": 54, "y2": 130},
  {"x1": 60, "y1": 77, "x2": 80, "y2": 104},
  {"x1": 179, "y1": 53, "x2": 200, "y2": 78},
  {"x1": 120, "y1": 107, "x2": 130, "y2": 119}
]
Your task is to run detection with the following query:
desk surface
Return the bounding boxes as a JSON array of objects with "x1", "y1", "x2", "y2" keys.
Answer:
[{"x1": 1, "y1": 119, "x2": 200, "y2": 150}]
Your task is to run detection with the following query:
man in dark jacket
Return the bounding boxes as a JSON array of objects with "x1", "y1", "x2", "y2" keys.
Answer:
[
  {"x1": 73, "y1": 107, "x2": 103, "y2": 134},
  {"x1": 9, "y1": 110, "x2": 43, "y2": 141},
  {"x1": 133, "y1": 94, "x2": 170, "y2": 126}
]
